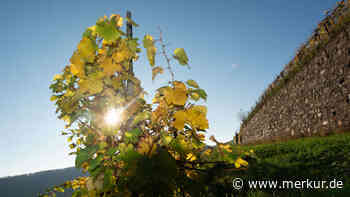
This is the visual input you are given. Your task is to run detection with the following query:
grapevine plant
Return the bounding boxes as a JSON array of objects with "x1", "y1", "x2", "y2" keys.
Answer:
[{"x1": 44, "y1": 14, "x2": 252, "y2": 197}]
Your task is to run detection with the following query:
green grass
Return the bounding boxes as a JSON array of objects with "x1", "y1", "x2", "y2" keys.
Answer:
[{"x1": 230, "y1": 132, "x2": 350, "y2": 197}]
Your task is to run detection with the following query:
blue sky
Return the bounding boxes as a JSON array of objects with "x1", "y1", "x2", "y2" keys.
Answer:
[{"x1": 0, "y1": 0, "x2": 337, "y2": 177}]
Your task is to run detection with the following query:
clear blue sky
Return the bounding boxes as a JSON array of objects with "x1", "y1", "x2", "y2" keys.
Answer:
[{"x1": 0, "y1": 0, "x2": 337, "y2": 177}]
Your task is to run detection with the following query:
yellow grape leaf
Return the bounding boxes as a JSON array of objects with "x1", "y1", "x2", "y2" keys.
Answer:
[
  {"x1": 102, "y1": 87, "x2": 115, "y2": 98},
  {"x1": 220, "y1": 144, "x2": 232, "y2": 153},
  {"x1": 173, "y1": 81, "x2": 187, "y2": 106},
  {"x1": 112, "y1": 50, "x2": 132, "y2": 64},
  {"x1": 98, "y1": 48, "x2": 106, "y2": 55},
  {"x1": 90, "y1": 71, "x2": 105, "y2": 80},
  {"x1": 137, "y1": 136, "x2": 156, "y2": 156},
  {"x1": 309, "y1": 38, "x2": 316, "y2": 48},
  {"x1": 124, "y1": 132, "x2": 132, "y2": 138},
  {"x1": 67, "y1": 136, "x2": 73, "y2": 142},
  {"x1": 143, "y1": 34, "x2": 154, "y2": 48},
  {"x1": 143, "y1": 35, "x2": 156, "y2": 66},
  {"x1": 186, "y1": 153, "x2": 196, "y2": 161},
  {"x1": 112, "y1": 40, "x2": 133, "y2": 63},
  {"x1": 319, "y1": 26, "x2": 328, "y2": 36},
  {"x1": 88, "y1": 25, "x2": 97, "y2": 37},
  {"x1": 64, "y1": 90, "x2": 74, "y2": 97},
  {"x1": 203, "y1": 148, "x2": 212, "y2": 156},
  {"x1": 69, "y1": 143, "x2": 76, "y2": 149},
  {"x1": 70, "y1": 51, "x2": 85, "y2": 78},
  {"x1": 137, "y1": 141, "x2": 149, "y2": 155},
  {"x1": 186, "y1": 105, "x2": 208, "y2": 130},
  {"x1": 178, "y1": 137, "x2": 190, "y2": 151},
  {"x1": 193, "y1": 105, "x2": 207, "y2": 114},
  {"x1": 172, "y1": 110, "x2": 186, "y2": 130},
  {"x1": 197, "y1": 133, "x2": 205, "y2": 141},
  {"x1": 110, "y1": 14, "x2": 123, "y2": 27},
  {"x1": 50, "y1": 95, "x2": 58, "y2": 101},
  {"x1": 79, "y1": 78, "x2": 104, "y2": 95},
  {"x1": 173, "y1": 48, "x2": 189, "y2": 65},
  {"x1": 55, "y1": 187, "x2": 65, "y2": 193},
  {"x1": 78, "y1": 79, "x2": 89, "y2": 93},
  {"x1": 151, "y1": 101, "x2": 168, "y2": 122},
  {"x1": 162, "y1": 87, "x2": 175, "y2": 105},
  {"x1": 190, "y1": 92, "x2": 200, "y2": 101},
  {"x1": 147, "y1": 46, "x2": 156, "y2": 67},
  {"x1": 117, "y1": 16, "x2": 123, "y2": 27},
  {"x1": 234, "y1": 157, "x2": 248, "y2": 168},
  {"x1": 65, "y1": 73, "x2": 73, "y2": 83},
  {"x1": 61, "y1": 97, "x2": 78, "y2": 114},
  {"x1": 163, "y1": 135, "x2": 172, "y2": 145},
  {"x1": 160, "y1": 83, "x2": 187, "y2": 106},
  {"x1": 100, "y1": 57, "x2": 123, "y2": 76},
  {"x1": 111, "y1": 77, "x2": 122, "y2": 91},
  {"x1": 152, "y1": 66, "x2": 164, "y2": 81},
  {"x1": 81, "y1": 162, "x2": 89, "y2": 173},
  {"x1": 77, "y1": 37, "x2": 97, "y2": 63},
  {"x1": 185, "y1": 169, "x2": 198, "y2": 179},
  {"x1": 102, "y1": 39, "x2": 112, "y2": 46},
  {"x1": 61, "y1": 115, "x2": 71, "y2": 124},
  {"x1": 53, "y1": 74, "x2": 63, "y2": 81},
  {"x1": 126, "y1": 101, "x2": 141, "y2": 116},
  {"x1": 70, "y1": 64, "x2": 83, "y2": 77}
]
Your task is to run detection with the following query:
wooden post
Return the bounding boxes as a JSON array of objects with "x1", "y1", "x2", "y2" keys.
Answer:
[{"x1": 126, "y1": 10, "x2": 134, "y2": 98}]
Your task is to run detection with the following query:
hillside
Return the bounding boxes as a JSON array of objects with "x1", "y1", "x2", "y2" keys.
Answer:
[{"x1": 0, "y1": 167, "x2": 86, "y2": 197}]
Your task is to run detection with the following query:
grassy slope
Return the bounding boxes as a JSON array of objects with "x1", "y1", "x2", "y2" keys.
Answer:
[{"x1": 233, "y1": 132, "x2": 350, "y2": 196}]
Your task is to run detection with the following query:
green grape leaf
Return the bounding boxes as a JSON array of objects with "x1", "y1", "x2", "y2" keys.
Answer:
[
  {"x1": 122, "y1": 148, "x2": 141, "y2": 163},
  {"x1": 82, "y1": 28, "x2": 94, "y2": 39},
  {"x1": 72, "y1": 190, "x2": 81, "y2": 197},
  {"x1": 127, "y1": 39, "x2": 140, "y2": 53},
  {"x1": 103, "y1": 168, "x2": 114, "y2": 190},
  {"x1": 96, "y1": 19, "x2": 121, "y2": 42},
  {"x1": 90, "y1": 166, "x2": 103, "y2": 179},
  {"x1": 173, "y1": 48, "x2": 189, "y2": 65},
  {"x1": 78, "y1": 73, "x2": 104, "y2": 95},
  {"x1": 186, "y1": 79, "x2": 199, "y2": 88},
  {"x1": 192, "y1": 89, "x2": 207, "y2": 101},
  {"x1": 75, "y1": 149, "x2": 89, "y2": 168},
  {"x1": 53, "y1": 186, "x2": 65, "y2": 193},
  {"x1": 106, "y1": 147, "x2": 118, "y2": 156},
  {"x1": 125, "y1": 128, "x2": 142, "y2": 144},
  {"x1": 131, "y1": 111, "x2": 151, "y2": 127},
  {"x1": 89, "y1": 155, "x2": 103, "y2": 172}
]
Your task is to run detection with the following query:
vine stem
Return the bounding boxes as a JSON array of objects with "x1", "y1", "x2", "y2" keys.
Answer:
[{"x1": 158, "y1": 26, "x2": 175, "y2": 83}]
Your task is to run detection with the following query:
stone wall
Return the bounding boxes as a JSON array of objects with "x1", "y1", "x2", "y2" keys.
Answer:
[{"x1": 239, "y1": 4, "x2": 350, "y2": 144}]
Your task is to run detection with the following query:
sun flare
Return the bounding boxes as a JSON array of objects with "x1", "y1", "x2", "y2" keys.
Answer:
[{"x1": 104, "y1": 108, "x2": 124, "y2": 126}]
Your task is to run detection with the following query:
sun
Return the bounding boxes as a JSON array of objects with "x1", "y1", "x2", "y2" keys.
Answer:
[{"x1": 104, "y1": 108, "x2": 124, "y2": 126}]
